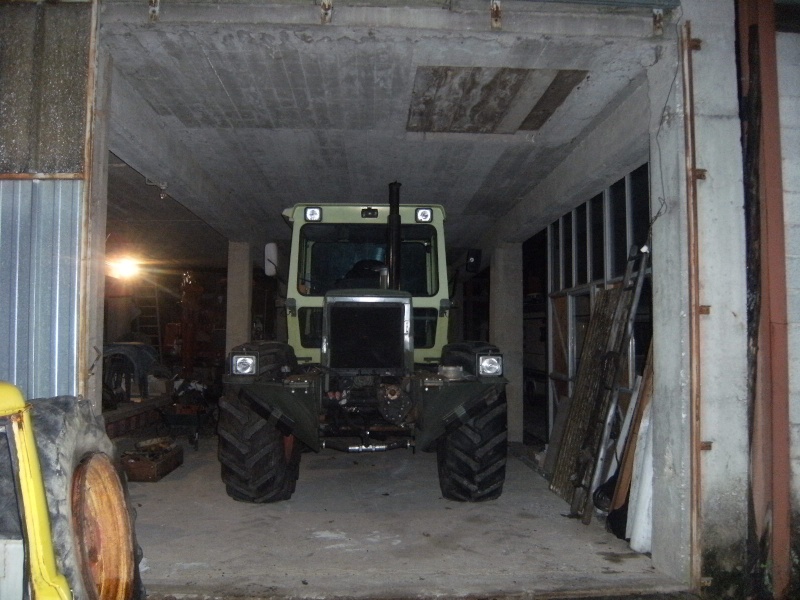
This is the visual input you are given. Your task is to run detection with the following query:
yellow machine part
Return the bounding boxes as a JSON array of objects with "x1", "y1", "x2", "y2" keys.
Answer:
[{"x1": 0, "y1": 382, "x2": 72, "y2": 600}]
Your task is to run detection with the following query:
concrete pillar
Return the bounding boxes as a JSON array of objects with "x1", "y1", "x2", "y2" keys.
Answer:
[
  {"x1": 646, "y1": 49, "x2": 693, "y2": 583},
  {"x1": 226, "y1": 242, "x2": 252, "y2": 353},
  {"x1": 648, "y1": 0, "x2": 749, "y2": 588},
  {"x1": 490, "y1": 243, "x2": 524, "y2": 443},
  {"x1": 686, "y1": 0, "x2": 749, "y2": 587}
]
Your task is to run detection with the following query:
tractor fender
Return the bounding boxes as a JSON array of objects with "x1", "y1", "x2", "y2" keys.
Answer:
[
  {"x1": 414, "y1": 378, "x2": 507, "y2": 452},
  {"x1": 223, "y1": 376, "x2": 322, "y2": 452}
]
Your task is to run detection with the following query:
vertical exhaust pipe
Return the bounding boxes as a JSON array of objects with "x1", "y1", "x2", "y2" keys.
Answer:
[{"x1": 387, "y1": 181, "x2": 402, "y2": 290}]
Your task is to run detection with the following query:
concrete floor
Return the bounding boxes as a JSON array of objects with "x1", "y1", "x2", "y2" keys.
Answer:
[{"x1": 127, "y1": 436, "x2": 691, "y2": 600}]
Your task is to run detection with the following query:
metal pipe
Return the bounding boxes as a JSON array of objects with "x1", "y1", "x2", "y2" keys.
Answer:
[
  {"x1": 387, "y1": 181, "x2": 402, "y2": 290},
  {"x1": 680, "y1": 21, "x2": 702, "y2": 591}
]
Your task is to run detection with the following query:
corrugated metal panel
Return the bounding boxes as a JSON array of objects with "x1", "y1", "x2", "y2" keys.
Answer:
[{"x1": 0, "y1": 179, "x2": 82, "y2": 399}]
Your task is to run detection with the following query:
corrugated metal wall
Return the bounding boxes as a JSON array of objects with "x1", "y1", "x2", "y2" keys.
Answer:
[
  {"x1": 0, "y1": 2, "x2": 93, "y2": 401},
  {"x1": 0, "y1": 179, "x2": 83, "y2": 399}
]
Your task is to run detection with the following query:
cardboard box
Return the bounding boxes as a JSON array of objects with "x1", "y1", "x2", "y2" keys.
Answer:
[{"x1": 122, "y1": 445, "x2": 183, "y2": 482}]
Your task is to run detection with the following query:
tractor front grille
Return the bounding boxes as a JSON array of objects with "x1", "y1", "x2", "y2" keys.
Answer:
[{"x1": 328, "y1": 302, "x2": 405, "y2": 372}]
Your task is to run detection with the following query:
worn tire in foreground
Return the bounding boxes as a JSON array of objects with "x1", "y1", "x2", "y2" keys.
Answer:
[
  {"x1": 31, "y1": 396, "x2": 144, "y2": 600},
  {"x1": 436, "y1": 390, "x2": 508, "y2": 502},
  {"x1": 218, "y1": 390, "x2": 301, "y2": 502}
]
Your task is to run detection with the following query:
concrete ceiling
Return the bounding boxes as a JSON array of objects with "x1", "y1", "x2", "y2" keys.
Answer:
[{"x1": 101, "y1": 0, "x2": 670, "y2": 270}]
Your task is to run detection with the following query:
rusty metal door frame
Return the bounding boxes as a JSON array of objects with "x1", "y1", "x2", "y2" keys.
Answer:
[{"x1": 735, "y1": 1, "x2": 792, "y2": 597}]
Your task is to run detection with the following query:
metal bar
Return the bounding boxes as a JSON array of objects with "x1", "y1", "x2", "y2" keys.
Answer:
[
  {"x1": 547, "y1": 224, "x2": 556, "y2": 436},
  {"x1": 680, "y1": 20, "x2": 702, "y2": 592},
  {"x1": 750, "y1": 2, "x2": 792, "y2": 596},
  {"x1": 77, "y1": 0, "x2": 100, "y2": 400},
  {"x1": 0, "y1": 173, "x2": 84, "y2": 180}
]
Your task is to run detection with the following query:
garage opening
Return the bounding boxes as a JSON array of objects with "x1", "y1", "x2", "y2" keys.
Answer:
[
  {"x1": 89, "y1": 0, "x2": 695, "y2": 597},
  {"x1": 95, "y1": 154, "x2": 679, "y2": 598}
]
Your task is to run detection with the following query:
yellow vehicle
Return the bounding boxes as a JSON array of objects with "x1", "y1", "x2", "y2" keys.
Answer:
[{"x1": 0, "y1": 382, "x2": 143, "y2": 600}]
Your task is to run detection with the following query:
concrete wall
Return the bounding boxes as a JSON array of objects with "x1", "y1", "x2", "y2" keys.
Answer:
[
  {"x1": 649, "y1": 0, "x2": 750, "y2": 588},
  {"x1": 778, "y1": 30, "x2": 800, "y2": 552},
  {"x1": 689, "y1": 0, "x2": 750, "y2": 583}
]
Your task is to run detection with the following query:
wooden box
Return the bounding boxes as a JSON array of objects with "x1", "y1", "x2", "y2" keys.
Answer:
[{"x1": 122, "y1": 445, "x2": 183, "y2": 482}]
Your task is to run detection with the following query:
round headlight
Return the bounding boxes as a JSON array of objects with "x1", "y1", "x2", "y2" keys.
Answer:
[
  {"x1": 479, "y1": 356, "x2": 503, "y2": 376},
  {"x1": 233, "y1": 355, "x2": 256, "y2": 375},
  {"x1": 415, "y1": 207, "x2": 433, "y2": 223}
]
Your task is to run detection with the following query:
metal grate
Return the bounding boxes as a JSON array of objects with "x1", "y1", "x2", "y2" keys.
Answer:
[{"x1": 328, "y1": 302, "x2": 405, "y2": 372}]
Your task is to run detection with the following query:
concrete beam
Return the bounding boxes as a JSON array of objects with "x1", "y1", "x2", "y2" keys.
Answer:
[{"x1": 102, "y1": 0, "x2": 657, "y2": 39}]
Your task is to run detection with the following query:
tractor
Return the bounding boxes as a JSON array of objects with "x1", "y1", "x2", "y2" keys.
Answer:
[{"x1": 218, "y1": 183, "x2": 508, "y2": 502}]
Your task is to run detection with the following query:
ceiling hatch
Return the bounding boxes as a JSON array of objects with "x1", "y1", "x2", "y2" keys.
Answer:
[{"x1": 406, "y1": 66, "x2": 588, "y2": 134}]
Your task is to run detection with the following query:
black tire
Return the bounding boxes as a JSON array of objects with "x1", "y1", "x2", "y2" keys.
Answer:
[
  {"x1": 218, "y1": 390, "x2": 301, "y2": 503},
  {"x1": 30, "y1": 396, "x2": 145, "y2": 600},
  {"x1": 436, "y1": 390, "x2": 508, "y2": 502}
]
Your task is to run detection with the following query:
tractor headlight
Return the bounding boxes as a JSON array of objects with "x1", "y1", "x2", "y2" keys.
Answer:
[
  {"x1": 232, "y1": 354, "x2": 257, "y2": 375},
  {"x1": 478, "y1": 354, "x2": 503, "y2": 377},
  {"x1": 304, "y1": 207, "x2": 322, "y2": 222},
  {"x1": 415, "y1": 207, "x2": 433, "y2": 223}
]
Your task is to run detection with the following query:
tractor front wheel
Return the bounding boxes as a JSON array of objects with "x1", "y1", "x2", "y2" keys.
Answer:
[
  {"x1": 436, "y1": 390, "x2": 508, "y2": 502},
  {"x1": 218, "y1": 390, "x2": 301, "y2": 502}
]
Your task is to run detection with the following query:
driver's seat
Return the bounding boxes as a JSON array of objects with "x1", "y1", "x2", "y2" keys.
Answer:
[{"x1": 335, "y1": 259, "x2": 385, "y2": 289}]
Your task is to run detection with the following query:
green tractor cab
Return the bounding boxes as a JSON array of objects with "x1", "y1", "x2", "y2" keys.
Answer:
[{"x1": 219, "y1": 183, "x2": 508, "y2": 503}]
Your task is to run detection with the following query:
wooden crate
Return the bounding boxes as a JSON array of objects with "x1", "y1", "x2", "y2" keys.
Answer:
[{"x1": 122, "y1": 445, "x2": 183, "y2": 482}]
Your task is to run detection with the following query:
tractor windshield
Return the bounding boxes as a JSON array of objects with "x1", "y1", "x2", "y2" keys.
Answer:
[{"x1": 297, "y1": 223, "x2": 439, "y2": 297}]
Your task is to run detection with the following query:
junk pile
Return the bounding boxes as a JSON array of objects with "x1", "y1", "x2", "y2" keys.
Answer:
[
  {"x1": 122, "y1": 437, "x2": 184, "y2": 482},
  {"x1": 544, "y1": 247, "x2": 654, "y2": 551},
  {"x1": 159, "y1": 379, "x2": 219, "y2": 450}
]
